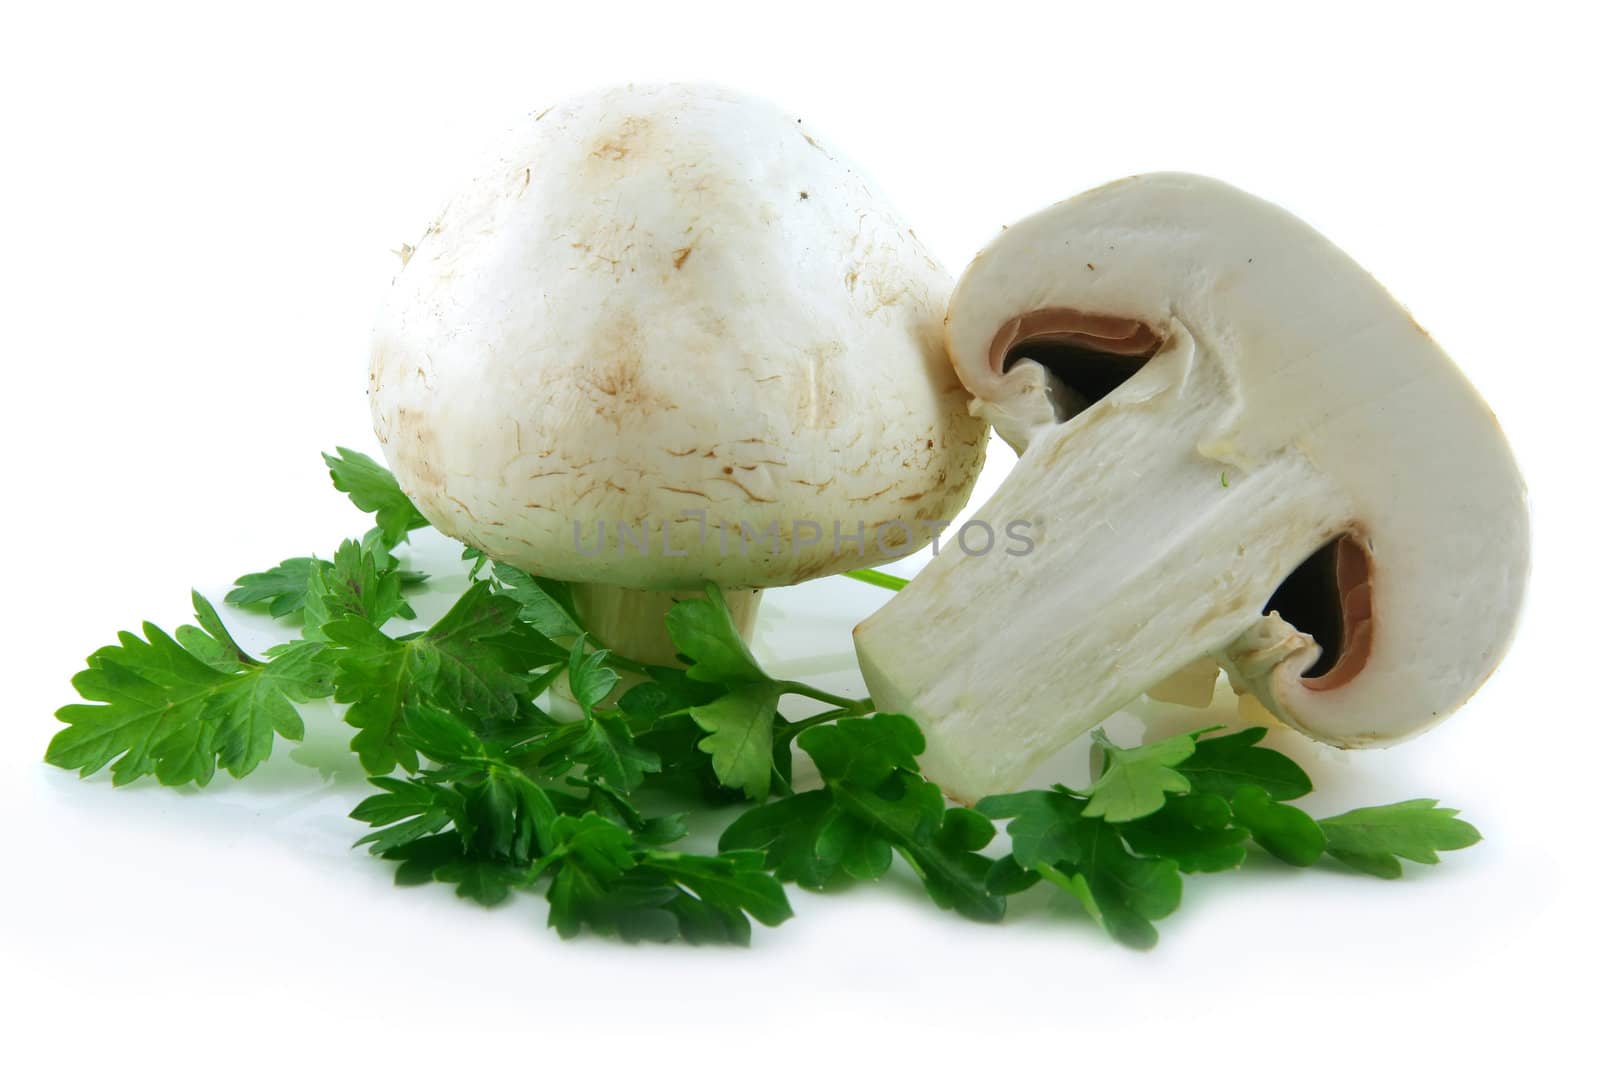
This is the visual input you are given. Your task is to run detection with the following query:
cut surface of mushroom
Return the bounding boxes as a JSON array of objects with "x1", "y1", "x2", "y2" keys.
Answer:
[
  {"x1": 853, "y1": 173, "x2": 1529, "y2": 802},
  {"x1": 371, "y1": 84, "x2": 986, "y2": 663}
]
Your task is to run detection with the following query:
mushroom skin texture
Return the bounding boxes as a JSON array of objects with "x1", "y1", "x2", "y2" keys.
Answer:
[
  {"x1": 371, "y1": 83, "x2": 986, "y2": 663},
  {"x1": 853, "y1": 173, "x2": 1529, "y2": 803}
]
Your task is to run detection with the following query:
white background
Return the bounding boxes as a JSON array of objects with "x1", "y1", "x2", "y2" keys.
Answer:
[{"x1": 3, "y1": 0, "x2": 1595, "y2": 1060}]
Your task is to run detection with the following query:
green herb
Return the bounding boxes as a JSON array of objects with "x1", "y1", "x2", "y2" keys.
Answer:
[
  {"x1": 1050, "y1": 820, "x2": 1183, "y2": 950},
  {"x1": 491, "y1": 562, "x2": 585, "y2": 639},
  {"x1": 46, "y1": 592, "x2": 330, "y2": 785},
  {"x1": 1230, "y1": 784, "x2": 1327, "y2": 866},
  {"x1": 228, "y1": 550, "x2": 427, "y2": 623},
  {"x1": 842, "y1": 568, "x2": 909, "y2": 592},
  {"x1": 1180, "y1": 726, "x2": 1313, "y2": 800},
  {"x1": 323, "y1": 583, "x2": 564, "y2": 774},
  {"x1": 1084, "y1": 727, "x2": 1206, "y2": 821},
  {"x1": 973, "y1": 727, "x2": 1480, "y2": 947},
  {"x1": 44, "y1": 446, "x2": 1485, "y2": 948},
  {"x1": 323, "y1": 446, "x2": 430, "y2": 548},
  {"x1": 723, "y1": 715, "x2": 1002, "y2": 921},
  {"x1": 563, "y1": 638, "x2": 660, "y2": 792},
  {"x1": 302, "y1": 539, "x2": 421, "y2": 638},
  {"x1": 1319, "y1": 799, "x2": 1482, "y2": 878},
  {"x1": 666, "y1": 585, "x2": 870, "y2": 800},
  {"x1": 667, "y1": 587, "x2": 786, "y2": 801},
  {"x1": 688, "y1": 687, "x2": 783, "y2": 801},
  {"x1": 1117, "y1": 794, "x2": 1249, "y2": 874},
  {"x1": 225, "y1": 557, "x2": 326, "y2": 617}
]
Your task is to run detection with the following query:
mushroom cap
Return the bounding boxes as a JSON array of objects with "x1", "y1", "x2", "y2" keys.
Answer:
[
  {"x1": 945, "y1": 173, "x2": 1528, "y2": 746},
  {"x1": 371, "y1": 83, "x2": 986, "y2": 589}
]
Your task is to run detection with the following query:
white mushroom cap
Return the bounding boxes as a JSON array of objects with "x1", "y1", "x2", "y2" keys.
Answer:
[
  {"x1": 855, "y1": 173, "x2": 1528, "y2": 799},
  {"x1": 371, "y1": 84, "x2": 985, "y2": 591}
]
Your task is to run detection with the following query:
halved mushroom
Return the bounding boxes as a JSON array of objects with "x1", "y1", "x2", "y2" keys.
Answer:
[
  {"x1": 853, "y1": 173, "x2": 1529, "y2": 802},
  {"x1": 371, "y1": 83, "x2": 986, "y2": 665}
]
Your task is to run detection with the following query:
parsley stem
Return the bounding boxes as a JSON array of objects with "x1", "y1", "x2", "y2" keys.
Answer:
[
  {"x1": 841, "y1": 567, "x2": 909, "y2": 592},
  {"x1": 599, "y1": 650, "x2": 655, "y2": 676},
  {"x1": 775, "y1": 697, "x2": 874, "y2": 738},
  {"x1": 781, "y1": 681, "x2": 872, "y2": 714}
]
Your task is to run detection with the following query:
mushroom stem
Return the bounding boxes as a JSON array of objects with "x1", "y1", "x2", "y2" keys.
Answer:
[
  {"x1": 853, "y1": 340, "x2": 1351, "y2": 802},
  {"x1": 570, "y1": 583, "x2": 763, "y2": 667}
]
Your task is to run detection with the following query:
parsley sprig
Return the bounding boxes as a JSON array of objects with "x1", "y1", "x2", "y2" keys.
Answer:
[
  {"x1": 974, "y1": 726, "x2": 1480, "y2": 947},
  {"x1": 45, "y1": 448, "x2": 1482, "y2": 947}
]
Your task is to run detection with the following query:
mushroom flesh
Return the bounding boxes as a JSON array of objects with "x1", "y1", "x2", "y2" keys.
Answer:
[{"x1": 852, "y1": 173, "x2": 1529, "y2": 802}]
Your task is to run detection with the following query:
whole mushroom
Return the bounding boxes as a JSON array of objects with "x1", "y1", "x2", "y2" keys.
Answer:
[
  {"x1": 371, "y1": 83, "x2": 987, "y2": 665},
  {"x1": 853, "y1": 173, "x2": 1529, "y2": 802}
]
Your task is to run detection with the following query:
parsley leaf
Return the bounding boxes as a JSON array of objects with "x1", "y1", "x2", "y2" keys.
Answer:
[
  {"x1": 228, "y1": 552, "x2": 426, "y2": 621},
  {"x1": 355, "y1": 705, "x2": 563, "y2": 907},
  {"x1": 323, "y1": 583, "x2": 562, "y2": 773},
  {"x1": 725, "y1": 716, "x2": 1003, "y2": 922},
  {"x1": 718, "y1": 791, "x2": 844, "y2": 889},
  {"x1": 975, "y1": 787, "x2": 1087, "y2": 868},
  {"x1": 616, "y1": 669, "x2": 736, "y2": 801},
  {"x1": 814, "y1": 807, "x2": 894, "y2": 880},
  {"x1": 178, "y1": 588, "x2": 262, "y2": 670},
  {"x1": 47, "y1": 593, "x2": 326, "y2": 785},
  {"x1": 980, "y1": 787, "x2": 1182, "y2": 949},
  {"x1": 665, "y1": 585, "x2": 769, "y2": 686},
  {"x1": 382, "y1": 834, "x2": 532, "y2": 907},
  {"x1": 530, "y1": 813, "x2": 790, "y2": 944},
  {"x1": 225, "y1": 557, "x2": 324, "y2": 617},
  {"x1": 1180, "y1": 726, "x2": 1313, "y2": 801},
  {"x1": 689, "y1": 685, "x2": 783, "y2": 800},
  {"x1": 1044, "y1": 821, "x2": 1183, "y2": 950},
  {"x1": 977, "y1": 730, "x2": 1484, "y2": 949},
  {"x1": 539, "y1": 812, "x2": 646, "y2": 936},
  {"x1": 663, "y1": 585, "x2": 811, "y2": 801},
  {"x1": 1230, "y1": 784, "x2": 1327, "y2": 866},
  {"x1": 323, "y1": 447, "x2": 430, "y2": 548},
  {"x1": 799, "y1": 714, "x2": 924, "y2": 787},
  {"x1": 491, "y1": 563, "x2": 584, "y2": 639},
  {"x1": 350, "y1": 776, "x2": 461, "y2": 854},
  {"x1": 1084, "y1": 728, "x2": 1204, "y2": 822},
  {"x1": 561, "y1": 639, "x2": 660, "y2": 791},
  {"x1": 638, "y1": 850, "x2": 794, "y2": 941},
  {"x1": 565, "y1": 640, "x2": 620, "y2": 712},
  {"x1": 302, "y1": 539, "x2": 418, "y2": 639},
  {"x1": 1118, "y1": 793, "x2": 1249, "y2": 873},
  {"x1": 322, "y1": 621, "x2": 429, "y2": 774},
  {"x1": 569, "y1": 714, "x2": 659, "y2": 793},
  {"x1": 1319, "y1": 799, "x2": 1482, "y2": 879}
]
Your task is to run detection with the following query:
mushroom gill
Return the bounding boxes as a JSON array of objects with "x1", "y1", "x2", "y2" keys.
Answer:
[
  {"x1": 1265, "y1": 532, "x2": 1375, "y2": 689},
  {"x1": 991, "y1": 309, "x2": 1163, "y2": 421}
]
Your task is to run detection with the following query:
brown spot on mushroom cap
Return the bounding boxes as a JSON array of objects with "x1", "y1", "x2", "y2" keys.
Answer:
[
  {"x1": 390, "y1": 405, "x2": 445, "y2": 495},
  {"x1": 585, "y1": 341, "x2": 642, "y2": 399},
  {"x1": 590, "y1": 115, "x2": 653, "y2": 161},
  {"x1": 877, "y1": 522, "x2": 910, "y2": 548},
  {"x1": 789, "y1": 341, "x2": 845, "y2": 429},
  {"x1": 570, "y1": 313, "x2": 678, "y2": 423}
]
